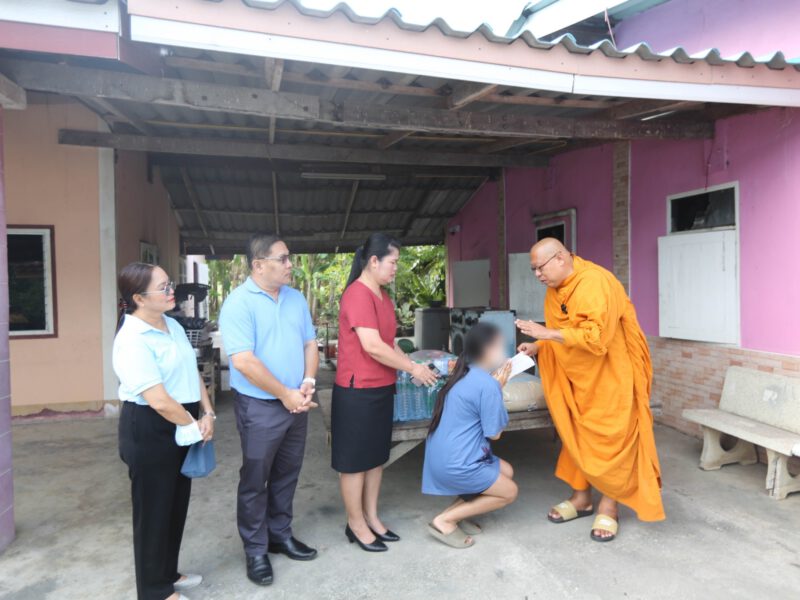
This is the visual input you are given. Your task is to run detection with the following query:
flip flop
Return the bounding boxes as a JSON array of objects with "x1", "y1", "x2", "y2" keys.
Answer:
[
  {"x1": 547, "y1": 500, "x2": 594, "y2": 524},
  {"x1": 590, "y1": 514, "x2": 619, "y2": 542},
  {"x1": 459, "y1": 520, "x2": 482, "y2": 535},
  {"x1": 427, "y1": 523, "x2": 475, "y2": 549}
]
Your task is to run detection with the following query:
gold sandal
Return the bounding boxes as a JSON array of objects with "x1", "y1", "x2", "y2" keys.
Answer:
[
  {"x1": 547, "y1": 500, "x2": 594, "y2": 524},
  {"x1": 590, "y1": 514, "x2": 618, "y2": 542}
]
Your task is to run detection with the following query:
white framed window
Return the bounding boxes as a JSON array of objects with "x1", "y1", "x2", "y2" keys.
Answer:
[
  {"x1": 8, "y1": 226, "x2": 57, "y2": 338},
  {"x1": 658, "y1": 183, "x2": 739, "y2": 344}
]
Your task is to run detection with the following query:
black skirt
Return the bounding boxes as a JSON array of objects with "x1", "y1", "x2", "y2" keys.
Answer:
[{"x1": 331, "y1": 383, "x2": 395, "y2": 473}]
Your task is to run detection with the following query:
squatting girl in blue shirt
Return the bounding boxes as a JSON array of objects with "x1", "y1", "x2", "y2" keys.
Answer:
[{"x1": 422, "y1": 322, "x2": 517, "y2": 549}]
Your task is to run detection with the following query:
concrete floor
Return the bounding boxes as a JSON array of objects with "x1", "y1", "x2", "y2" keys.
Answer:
[{"x1": 2, "y1": 370, "x2": 800, "y2": 600}]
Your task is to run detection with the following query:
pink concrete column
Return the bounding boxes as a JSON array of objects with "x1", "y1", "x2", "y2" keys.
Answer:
[{"x1": 0, "y1": 106, "x2": 14, "y2": 552}]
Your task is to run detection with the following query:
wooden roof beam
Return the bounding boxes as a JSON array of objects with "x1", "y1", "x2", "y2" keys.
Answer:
[
  {"x1": 148, "y1": 153, "x2": 499, "y2": 178},
  {"x1": 1, "y1": 60, "x2": 712, "y2": 140},
  {"x1": 59, "y1": 130, "x2": 549, "y2": 168}
]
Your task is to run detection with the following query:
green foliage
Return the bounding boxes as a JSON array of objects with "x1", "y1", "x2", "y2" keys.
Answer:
[
  {"x1": 207, "y1": 255, "x2": 249, "y2": 319},
  {"x1": 206, "y1": 245, "x2": 446, "y2": 334}
]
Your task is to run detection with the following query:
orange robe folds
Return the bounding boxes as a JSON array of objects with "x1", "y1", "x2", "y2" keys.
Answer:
[{"x1": 536, "y1": 256, "x2": 665, "y2": 521}]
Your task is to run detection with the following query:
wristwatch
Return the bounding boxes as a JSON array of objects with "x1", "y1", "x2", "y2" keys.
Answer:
[
  {"x1": 203, "y1": 411, "x2": 217, "y2": 421},
  {"x1": 302, "y1": 377, "x2": 316, "y2": 387}
]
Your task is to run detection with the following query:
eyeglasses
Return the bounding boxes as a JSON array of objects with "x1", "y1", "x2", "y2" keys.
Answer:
[
  {"x1": 531, "y1": 252, "x2": 561, "y2": 274},
  {"x1": 255, "y1": 253, "x2": 292, "y2": 265},
  {"x1": 140, "y1": 281, "x2": 176, "y2": 296}
]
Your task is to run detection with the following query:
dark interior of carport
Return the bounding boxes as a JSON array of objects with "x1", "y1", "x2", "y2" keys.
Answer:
[{"x1": 0, "y1": 47, "x2": 747, "y2": 258}]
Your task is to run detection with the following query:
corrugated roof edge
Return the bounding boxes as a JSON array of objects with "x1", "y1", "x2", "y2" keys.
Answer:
[
  {"x1": 207, "y1": 0, "x2": 799, "y2": 71},
  {"x1": 67, "y1": 0, "x2": 800, "y2": 70}
]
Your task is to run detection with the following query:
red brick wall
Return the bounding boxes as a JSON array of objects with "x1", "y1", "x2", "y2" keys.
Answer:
[{"x1": 649, "y1": 336, "x2": 800, "y2": 471}]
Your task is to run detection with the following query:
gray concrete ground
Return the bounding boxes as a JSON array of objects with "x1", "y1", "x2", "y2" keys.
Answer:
[{"x1": 2, "y1": 368, "x2": 800, "y2": 600}]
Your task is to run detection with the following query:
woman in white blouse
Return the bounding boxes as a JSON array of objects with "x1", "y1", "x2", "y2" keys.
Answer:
[{"x1": 113, "y1": 263, "x2": 215, "y2": 600}]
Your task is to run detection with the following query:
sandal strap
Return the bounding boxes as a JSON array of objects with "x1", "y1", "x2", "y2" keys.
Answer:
[
  {"x1": 591, "y1": 514, "x2": 619, "y2": 535},
  {"x1": 552, "y1": 500, "x2": 578, "y2": 520}
]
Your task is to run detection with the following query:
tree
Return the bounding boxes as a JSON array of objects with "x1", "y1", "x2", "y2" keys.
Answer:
[{"x1": 206, "y1": 245, "x2": 446, "y2": 334}]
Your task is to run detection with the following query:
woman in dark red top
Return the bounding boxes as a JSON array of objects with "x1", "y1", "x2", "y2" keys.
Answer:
[{"x1": 332, "y1": 233, "x2": 438, "y2": 552}]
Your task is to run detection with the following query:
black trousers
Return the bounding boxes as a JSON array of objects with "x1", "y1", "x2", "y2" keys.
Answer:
[
  {"x1": 234, "y1": 392, "x2": 308, "y2": 556},
  {"x1": 119, "y1": 401, "x2": 199, "y2": 600}
]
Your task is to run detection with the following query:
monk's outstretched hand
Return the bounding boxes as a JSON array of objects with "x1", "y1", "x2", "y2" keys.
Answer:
[{"x1": 516, "y1": 319, "x2": 549, "y2": 340}]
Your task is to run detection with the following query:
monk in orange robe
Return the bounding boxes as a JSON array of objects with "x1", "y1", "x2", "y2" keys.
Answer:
[{"x1": 516, "y1": 238, "x2": 664, "y2": 541}]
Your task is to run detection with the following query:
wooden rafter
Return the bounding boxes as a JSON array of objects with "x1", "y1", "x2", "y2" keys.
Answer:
[
  {"x1": 278, "y1": 71, "x2": 611, "y2": 109},
  {"x1": 180, "y1": 168, "x2": 213, "y2": 253},
  {"x1": 59, "y1": 130, "x2": 549, "y2": 168},
  {"x1": 401, "y1": 190, "x2": 437, "y2": 237},
  {"x1": 265, "y1": 58, "x2": 285, "y2": 144},
  {"x1": 83, "y1": 96, "x2": 155, "y2": 135},
  {"x1": 339, "y1": 181, "x2": 360, "y2": 248},
  {"x1": 2, "y1": 60, "x2": 712, "y2": 140},
  {"x1": 478, "y1": 138, "x2": 542, "y2": 154},
  {"x1": 446, "y1": 82, "x2": 499, "y2": 110},
  {"x1": 376, "y1": 130, "x2": 414, "y2": 149},
  {"x1": 183, "y1": 229, "x2": 403, "y2": 243},
  {"x1": 597, "y1": 99, "x2": 706, "y2": 120},
  {"x1": 271, "y1": 171, "x2": 280, "y2": 235}
]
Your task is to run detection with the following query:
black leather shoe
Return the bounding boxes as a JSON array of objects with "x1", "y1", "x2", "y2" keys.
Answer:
[
  {"x1": 370, "y1": 527, "x2": 401, "y2": 542},
  {"x1": 246, "y1": 554, "x2": 273, "y2": 586},
  {"x1": 268, "y1": 536, "x2": 318, "y2": 561},
  {"x1": 345, "y1": 524, "x2": 388, "y2": 552}
]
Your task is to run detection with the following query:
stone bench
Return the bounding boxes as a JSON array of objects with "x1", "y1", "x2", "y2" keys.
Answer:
[{"x1": 683, "y1": 366, "x2": 800, "y2": 500}]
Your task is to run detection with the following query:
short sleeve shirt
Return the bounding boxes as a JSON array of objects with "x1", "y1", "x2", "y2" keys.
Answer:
[
  {"x1": 335, "y1": 280, "x2": 397, "y2": 388},
  {"x1": 422, "y1": 366, "x2": 509, "y2": 495},
  {"x1": 219, "y1": 278, "x2": 316, "y2": 399},
  {"x1": 112, "y1": 314, "x2": 201, "y2": 405}
]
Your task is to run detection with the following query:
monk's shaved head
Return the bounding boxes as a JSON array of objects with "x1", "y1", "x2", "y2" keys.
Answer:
[
  {"x1": 530, "y1": 237, "x2": 568, "y2": 257},
  {"x1": 529, "y1": 237, "x2": 574, "y2": 288}
]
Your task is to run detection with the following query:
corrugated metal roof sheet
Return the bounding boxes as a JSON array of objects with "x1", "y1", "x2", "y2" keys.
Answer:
[
  {"x1": 196, "y1": 0, "x2": 800, "y2": 70},
  {"x1": 67, "y1": 0, "x2": 800, "y2": 69}
]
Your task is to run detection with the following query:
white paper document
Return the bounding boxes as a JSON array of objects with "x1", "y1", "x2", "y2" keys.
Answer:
[{"x1": 508, "y1": 352, "x2": 536, "y2": 380}]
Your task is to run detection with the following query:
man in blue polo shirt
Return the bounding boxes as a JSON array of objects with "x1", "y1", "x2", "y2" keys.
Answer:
[{"x1": 219, "y1": 233, "x2": 320, "y2": 587}]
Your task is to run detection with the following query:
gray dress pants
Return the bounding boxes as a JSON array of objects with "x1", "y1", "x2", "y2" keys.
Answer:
[{"x1": 233, "y1": 392, "x2": 308, "y2": 556}]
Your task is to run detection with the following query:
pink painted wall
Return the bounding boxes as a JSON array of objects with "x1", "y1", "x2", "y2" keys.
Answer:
[
  {"x1": 506, "y1": 145, "x2": 615, "y2": 268},
  {"x1": 630, "y1": 107, "x2": 800, "y2": 355},
  {"x1": 115, "y1": 152, "x2": 181, "y2": 280},
  {"x1": 447, "y1": 144, "x2": 615, "y2": 307},
  {"x1": 446, "y1": 180, "x2": 500, "y2": 307},
  {"x1": 615, "y1": 0, "x2": 800, "y2": 58},
  {"x1": 4, "y1": 95, "x2": 105, "y2": 414}
]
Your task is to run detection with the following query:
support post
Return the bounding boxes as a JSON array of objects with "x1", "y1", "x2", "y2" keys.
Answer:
[
  {"x1": 765, "y1": 449, "x2": 800, "y2": 500},
  {"x1": 697, "y1": 427, "x2": 757, "y2": 471},
  {"x1": 497, "y1": 170, "x2": 508, "y2": 309},
  {"x1": 0, "y1": 107, "x2": 15, "y2": 551},
  {"x1": 612, "y1": 142, "x2": 631, "y2": 293}
]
